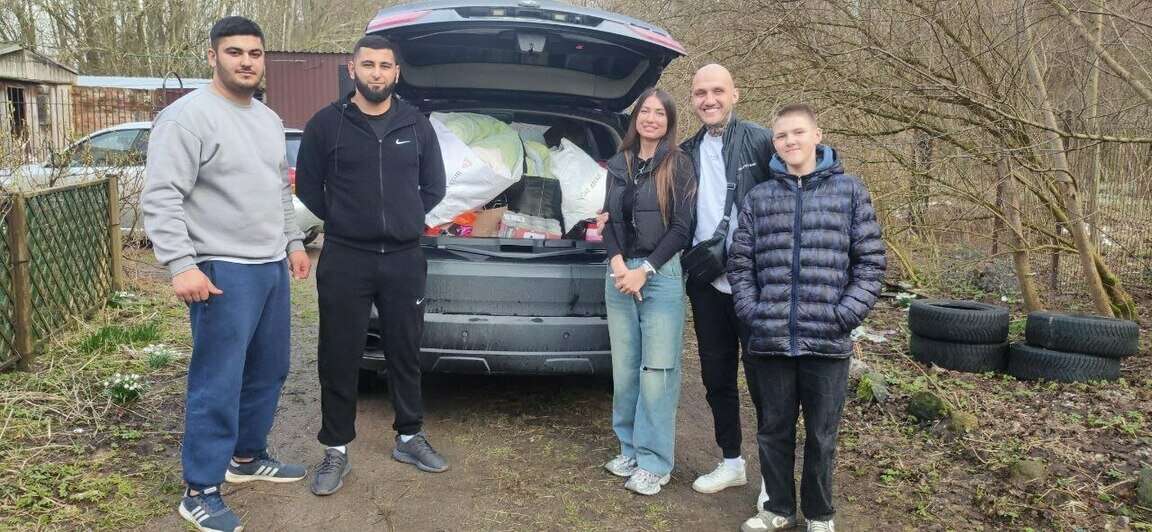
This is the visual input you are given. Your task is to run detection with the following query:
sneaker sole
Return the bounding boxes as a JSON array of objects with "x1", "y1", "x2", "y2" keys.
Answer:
[
  {"x1": 225, "y1": 470, "x2": 306, "y2": 484},
  {"x1": 310, "y1": 466, "x2": 351, "y2": 496},
  {"x1": 740, "y1": 519, "x2": 800, "y2": 532},
  {"x1": 392, "y1": 449, "x2": 449, "y2": 473},
  {"x1": 178, "y1": 504, "x2": 244, "y2": 532},
  {"x1": 691, "y1": 476, "x2": 748, "y2": 493},
  {"x1": 605, "y1": 466, "x2": 637, "y2": 478},
  {"x1": 624, "y1": 474, "x2": 671, "y2": 496}
]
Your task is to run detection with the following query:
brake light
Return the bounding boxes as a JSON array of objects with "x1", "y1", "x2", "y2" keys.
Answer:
[
  {"x1": 289, "y1": 167, "x2": 296, "y2": 193},
  {"x1": 367, "y1": 10, "x2": 431, "y2": 32},
  {"x1": 628, "y1": 25, "x2": 686, "y2": 54}
]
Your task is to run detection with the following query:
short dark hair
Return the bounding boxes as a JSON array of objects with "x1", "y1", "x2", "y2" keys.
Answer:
[
  {"x1": 354, "y1": 35, "x2": 400, "y2": 63},
  {"x1": 773, "y1": 103, "x2": 818, "y2": 127},
  {"x1": 210, "y1": 16, "x2": 265, "y2": 49}
]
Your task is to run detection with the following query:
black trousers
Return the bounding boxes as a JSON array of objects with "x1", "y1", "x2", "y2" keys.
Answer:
[
  {"x1": 744, "y1": 354, "x2": 850, "y2": 521},
  {"x1": 315, "y1": 242, "x2": 427, "y2": 445},
  {"x1": 686, "y1": 277, "x2": 754, "y2": 459}
]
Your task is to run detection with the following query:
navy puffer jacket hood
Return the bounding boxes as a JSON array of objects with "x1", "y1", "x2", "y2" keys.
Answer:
[{"x1": 726, "y1": 145, "x2": 886, "y2": 358}]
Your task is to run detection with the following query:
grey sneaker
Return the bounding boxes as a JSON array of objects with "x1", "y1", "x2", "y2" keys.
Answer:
[
  {"x1": 742, "y1": 509, "x2": 800, "y2": 532},
  {"x1": 393, "y1": 431, "x2": 449, "y2": 473},
  {"x1": 310, "y1": 448, "x2": 350, "y2": 496},
  {"x1": 623, "y1": 468, "x2": 670, "y2": 495},
  {"x1": 225, "y1": 451, "x2": 306, "y2": 484},
  {"x1": 604, "y1": 454, "x2": 638, "y2": 477},
  {"x1": 178, "y1": 485, "x2": 243, "y2": 532},
  {"x1": 807, "y1": 520, "x2": 835, "y2": 532}
]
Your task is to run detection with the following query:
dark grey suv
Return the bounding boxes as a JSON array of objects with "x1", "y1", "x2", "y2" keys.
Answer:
[{"x1": 360, "y1": 0, "x2": 684, "y2": 376}]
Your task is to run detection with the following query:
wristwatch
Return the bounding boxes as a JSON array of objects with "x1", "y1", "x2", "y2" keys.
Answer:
[{"x1": 642, "y1": 261, "x2": 656, "y2": 279}]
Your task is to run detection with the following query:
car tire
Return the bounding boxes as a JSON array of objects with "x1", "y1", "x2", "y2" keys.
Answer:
[
  {"x1": 908, "y1": 299, "x2": 1010, "y2": 344},
  {"x1": 909, "y1": 334, "x2": 1008, "y2": 373},
  {"x1": 1024, "y1": 311, "x2": 1140, "y2": 359},
  {"x1": 1006, "y1": 342, "x2": 1122, "y2": 382}
]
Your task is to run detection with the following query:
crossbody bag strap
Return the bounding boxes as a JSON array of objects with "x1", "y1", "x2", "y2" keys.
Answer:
[{"x1": 709, "y1": 121, "x2": 749, "y2": 242}]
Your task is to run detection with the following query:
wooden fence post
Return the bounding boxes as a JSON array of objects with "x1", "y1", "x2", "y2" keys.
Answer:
[
  {"x1": 107, "y1": 176, "x2": 123, "y2": 291},
  {"x1": 8, "y1": 193, "x2": 34, "y2": 371}
]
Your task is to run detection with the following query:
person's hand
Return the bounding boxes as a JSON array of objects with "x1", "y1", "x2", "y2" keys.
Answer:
[
  {"x1": 172, "y1": 268, "x2": 222, "y2": 303},
  {"x1": 595, "y1": 209, "x2": 610, "y2": 228},
  {"x1": 288, "y1": 250, "x2": 311, "y2": 280},
  {"x1": 612, "y1": 268, "x2": 648, "y2": 301}
]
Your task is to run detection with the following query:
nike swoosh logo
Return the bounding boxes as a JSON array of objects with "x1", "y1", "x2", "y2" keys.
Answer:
[
  {"x1": 395, "y1": 139, "x2": 411, "y2": 145},
  {"x1": 416, "y1": 297, "x2": 425, "y2": 305}
]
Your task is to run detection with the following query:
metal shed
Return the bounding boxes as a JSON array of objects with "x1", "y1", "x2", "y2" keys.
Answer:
[{"x1": 265, "y1": 51, "x2": 351, "y2": 129}]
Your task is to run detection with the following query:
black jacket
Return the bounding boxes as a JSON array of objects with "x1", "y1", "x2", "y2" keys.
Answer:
[
  {"x1": 727, "y1": 145, "x2": 886, "y2": 358},
  {"x1": 680, "y1": 114, "x2": 775, "y2": 248},
  {"x1": 295, "y1": 94, "x2": 446, "y2": 253},
  {"x1": 602, "y1": 140, "x2": 696, "y2": 270}
]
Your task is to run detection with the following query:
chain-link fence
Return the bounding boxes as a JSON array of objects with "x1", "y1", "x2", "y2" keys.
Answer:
[{"x1": 0, "y1": 179, "x2": 118, "y2": 370}]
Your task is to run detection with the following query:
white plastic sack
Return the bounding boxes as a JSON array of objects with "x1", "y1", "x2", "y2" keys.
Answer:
[
  {"x1": 550, "y1": 138, "x2": 607, "y2": 232},
  {"x1": 425, "y1": 117, "x2": 518, "y2": 228},
  {"x1": 431, "y1": 112, "x2": 523, "y2": 182}
]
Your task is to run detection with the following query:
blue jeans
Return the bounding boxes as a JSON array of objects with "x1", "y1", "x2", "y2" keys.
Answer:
[
  {"x1": 183, "y1": 260, "x2": 291, "y2": 491},
  {"x1": 606, "y1": 255, "x2": 685, "y2": 476}
]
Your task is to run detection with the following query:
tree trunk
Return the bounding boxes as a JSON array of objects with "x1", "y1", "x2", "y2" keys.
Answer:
[
  {"x1": 999, "y1": 160, "x2": 1042, "y2": 311},
  {"x1": 1018, "y1": 0, "x2": 1113, "y2": 317}
]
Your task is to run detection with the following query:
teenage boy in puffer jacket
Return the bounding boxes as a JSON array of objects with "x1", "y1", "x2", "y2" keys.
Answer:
[{"x1": 728, "y1": 104, "x2": 885, "y2": 532}]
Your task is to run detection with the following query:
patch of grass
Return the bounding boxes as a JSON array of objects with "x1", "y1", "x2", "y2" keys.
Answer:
[
  {"x1": 0, "y1": 271, "x2": 189, "y2": 531},
  {"x1": 78, "y1": 321, "x2": 161, "y2": 355}
]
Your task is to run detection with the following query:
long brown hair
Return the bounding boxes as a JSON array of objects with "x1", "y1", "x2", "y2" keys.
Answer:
[{"x1": 618, "y1": 87, "x2": 685, "y2": 224}]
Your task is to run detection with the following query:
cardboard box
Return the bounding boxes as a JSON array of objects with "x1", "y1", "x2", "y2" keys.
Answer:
[{"x1": 471, "y1": 207, "x2": 507, "y2": 237}]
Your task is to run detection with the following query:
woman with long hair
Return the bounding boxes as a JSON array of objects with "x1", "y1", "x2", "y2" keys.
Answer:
[{"x1": 601, "y1": 87, "x2": 696, "y2": 495}]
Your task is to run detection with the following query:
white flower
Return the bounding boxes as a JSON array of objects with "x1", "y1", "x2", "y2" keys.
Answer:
[{"x1": 1000, "y1": 295, "x2": 1010, "y2": 302}]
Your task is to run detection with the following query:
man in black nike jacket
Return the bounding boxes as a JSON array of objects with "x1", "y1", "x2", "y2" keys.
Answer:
[{"x1": 294, "y1": 35, "x2": 447, "y2": 496}]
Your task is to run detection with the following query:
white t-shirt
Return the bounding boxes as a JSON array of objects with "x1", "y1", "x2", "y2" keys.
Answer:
[{"x1": 692, "y1": 133, "x2": 738, "y2": 294}]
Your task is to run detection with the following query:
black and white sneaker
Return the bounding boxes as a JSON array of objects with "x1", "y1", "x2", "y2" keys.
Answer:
[{"x1": 178, "y1": 485, "x2": 243, "y2": 532}]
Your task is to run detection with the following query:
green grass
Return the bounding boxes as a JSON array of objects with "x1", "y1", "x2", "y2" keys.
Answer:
[{"x1": 0, "y1": 273, "x2": 189, "y2": 531}]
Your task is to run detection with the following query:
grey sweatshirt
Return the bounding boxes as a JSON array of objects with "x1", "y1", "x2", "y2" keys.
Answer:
[{"x1": 142, "y1": 88, "x2": 305, "y2": 276}]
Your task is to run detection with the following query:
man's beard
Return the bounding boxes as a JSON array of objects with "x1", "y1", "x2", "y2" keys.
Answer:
[
  {"x1": 216, "y1": 65, "x2": 261, "y2": 94},
  {"x1": 355, "y1": 76, "x2": 395, "y2": 103}
]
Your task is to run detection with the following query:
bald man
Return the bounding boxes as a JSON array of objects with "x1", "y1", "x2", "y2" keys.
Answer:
[{"x1": 679, "y1": 64, "x2": 776, "y2": 498}]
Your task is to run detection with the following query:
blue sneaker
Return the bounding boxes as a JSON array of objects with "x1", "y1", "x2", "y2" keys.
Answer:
[
  {"x1": 178, "y1": 486, "x2": 243, "y2": 532},
  {"x1": 224, "y1": 451, "x2": 306, "y2": 484}
]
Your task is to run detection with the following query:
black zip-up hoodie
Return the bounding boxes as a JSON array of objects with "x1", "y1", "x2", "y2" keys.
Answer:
[{"x1": 295, "y1": 94, "x2": 446, "y2": 253}]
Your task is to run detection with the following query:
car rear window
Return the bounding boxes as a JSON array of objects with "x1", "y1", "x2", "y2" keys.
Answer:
[{"x1": 403, "y1": 33, "x2": 642, "y2": 80}]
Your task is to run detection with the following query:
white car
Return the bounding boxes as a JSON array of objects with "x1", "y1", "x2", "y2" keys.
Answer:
[{"x1": 0, "y1": 121, "x2": 323, "y2": 244}]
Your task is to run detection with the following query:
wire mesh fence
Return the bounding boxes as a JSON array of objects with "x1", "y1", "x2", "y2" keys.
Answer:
[
  {"x1": 0, "y1": 180, "x2": 116, "y2": 370},
  {"x1": 839, "y1": 130, "x2": 1152, "y2": 300}
]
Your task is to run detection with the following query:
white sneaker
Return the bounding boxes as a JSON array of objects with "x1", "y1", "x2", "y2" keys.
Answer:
[
  {"x1": 807, "y1": 519, "x2": 835, "y2": 532},
  {"x1": 692, "y1": 461, "x2": 747, "y2": 493},
  {"x1": 756, "y1": 478, "x2": 768, "y2": 510},
  {"x1": 624, "y1": 469, "x2": 671, "y2": 495},
  {"x1": 741, "y1": 510, "x2": 800, "y2": 532},
  {"x1": 604, "y1": 454, "x2": 638, "y2": 477}
]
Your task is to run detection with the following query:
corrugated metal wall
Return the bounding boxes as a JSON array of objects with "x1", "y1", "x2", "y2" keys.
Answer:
[{"x1": 265, "y1": 51, "x2": 350, "y2": 129}]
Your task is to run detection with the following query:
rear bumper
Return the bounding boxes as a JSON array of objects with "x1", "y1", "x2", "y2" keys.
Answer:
[{"x1": 362, "y1": 313, "x2": 611, "y2": 375}]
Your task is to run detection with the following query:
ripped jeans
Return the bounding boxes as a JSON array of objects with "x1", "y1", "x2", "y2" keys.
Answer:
[{"x1": 605, "y1": 255, "x2": 685, "y2": 477}]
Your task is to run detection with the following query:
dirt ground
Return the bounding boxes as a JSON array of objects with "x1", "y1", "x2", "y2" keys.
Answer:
[
  {"x1": 145, "y1": 241, "x2": 888, "y2": 531},
  {"x1": 143, "y1": 240, "x2": 1151, "y2": 531}
]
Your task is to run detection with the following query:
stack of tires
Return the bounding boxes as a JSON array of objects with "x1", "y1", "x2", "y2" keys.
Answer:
[
  {"x1": 1006, "y1": 311, "x2": 1140, "y2": 382},
  {"x1": 908, "y1": 300, "x2": 1010, "y2": 373}
]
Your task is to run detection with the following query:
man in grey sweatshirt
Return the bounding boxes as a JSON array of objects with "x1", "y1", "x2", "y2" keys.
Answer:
[{"x1": 141, "y1": 17, "x2": 310, "y2": 532}]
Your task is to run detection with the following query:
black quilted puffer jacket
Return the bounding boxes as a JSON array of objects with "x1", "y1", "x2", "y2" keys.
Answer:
[{"x1": 727, "y1": 145, "x2": 886, "y2": 358}]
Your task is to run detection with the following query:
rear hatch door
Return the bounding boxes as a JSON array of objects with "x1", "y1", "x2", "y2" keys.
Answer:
[{"x1": 365, "y1": 0, "x2": 686, "y2": 111}]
